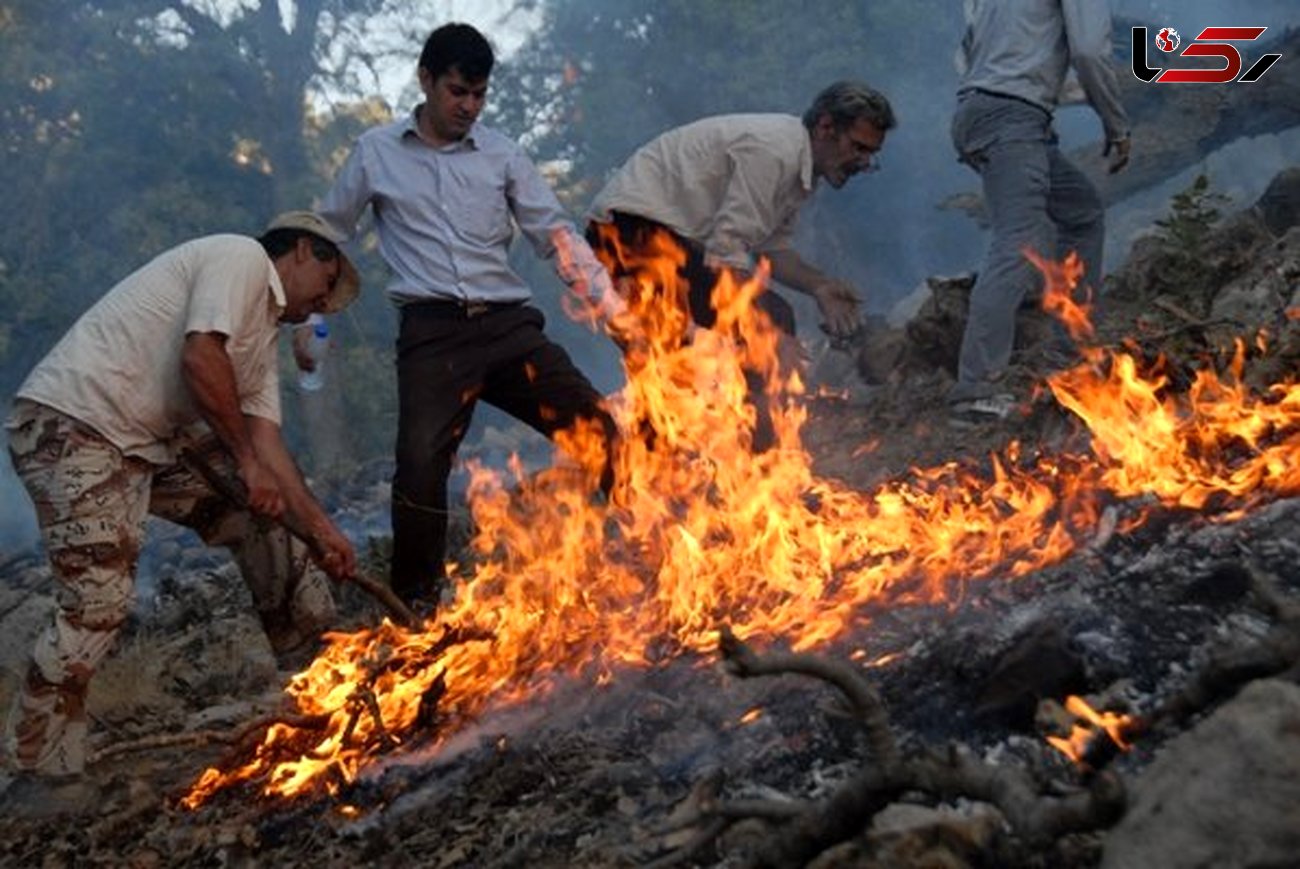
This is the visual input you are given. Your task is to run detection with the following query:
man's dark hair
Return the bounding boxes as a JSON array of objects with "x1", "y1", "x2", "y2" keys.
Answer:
[
  {"x1": 258, "y1": 229, "x2": 338, "y2": 264},
  {"x1": 419, "y1": 23, "x2": 494, "y2": 82},
  {"x1": 802, "y1": 81, "x2": 896, "y2": 132}
]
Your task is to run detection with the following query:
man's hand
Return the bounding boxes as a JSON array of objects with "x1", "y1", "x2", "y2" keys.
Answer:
[
  {"x1": 291, "y1": 326, "x2": 317, "y2": 372},
  {"x1": 238, "y1": 456, "x2": 284, "y2": 519},
  {"x1": 1104, "y1": 135, "x2": 1131, "y2": 174},
  {"x1": 311, "y1": 521, "x2": 357, "y2": 581},
  {"x1": 813, "y1": 279, "x2": 863, "y2": 339}
]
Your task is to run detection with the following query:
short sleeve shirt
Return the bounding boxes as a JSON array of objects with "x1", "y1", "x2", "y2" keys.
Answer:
[{"x1": 14, "y1": 234, "x2": 285, "y2": 464}]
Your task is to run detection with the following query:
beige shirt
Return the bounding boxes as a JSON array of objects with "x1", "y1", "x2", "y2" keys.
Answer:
[
  {"x1": 13, "y1": 234, "x2": 285, "y2": 464},
  {"x1": 587, "y1": 114, "x2": 815, "y2": 270}
]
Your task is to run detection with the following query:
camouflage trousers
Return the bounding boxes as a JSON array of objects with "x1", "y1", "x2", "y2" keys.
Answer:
[{"x1": 4, "y1": 401, "x2": 335, "y2": 776}]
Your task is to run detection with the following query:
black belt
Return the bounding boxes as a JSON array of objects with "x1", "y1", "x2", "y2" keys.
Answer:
[{"x1": 402, "y1": 298, "x2": 524, "y2": 319}]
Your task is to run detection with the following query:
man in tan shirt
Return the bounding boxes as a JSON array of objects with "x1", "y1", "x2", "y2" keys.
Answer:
[
  {"x1": 2, "y1": 212, "x2": 359, "y2": 814},
  {"x1": 586, "y1": 81, "x2": 894, "y2": 449}
]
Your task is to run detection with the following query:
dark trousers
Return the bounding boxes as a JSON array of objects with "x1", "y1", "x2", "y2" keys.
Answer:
[
  {"x1": 390, "y1": 301, "x2": 615, "y2": 603},
  {"x1": 585, "y1": 211, "x2": 796, "y2": 451}
]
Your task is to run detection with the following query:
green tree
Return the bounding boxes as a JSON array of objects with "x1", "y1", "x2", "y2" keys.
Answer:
[{"x1": 0, "y1": 0, "x2": 431, "y2": 474}]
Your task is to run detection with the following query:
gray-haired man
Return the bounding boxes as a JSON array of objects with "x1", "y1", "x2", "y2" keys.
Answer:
[{"x1": 586, "y1": 81, "x2": 896, "y2": 450}]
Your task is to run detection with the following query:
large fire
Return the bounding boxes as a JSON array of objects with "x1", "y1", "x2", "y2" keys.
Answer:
[{"x1": 183, "y1": 230, "x2": 1300, "y2": 809}]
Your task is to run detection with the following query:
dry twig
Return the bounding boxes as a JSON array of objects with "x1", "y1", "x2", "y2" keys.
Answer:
[
  {"x1": 654, "y1": 628, "x2": 1129, "y2": 868},
  {"x1": 90, "y1": 712, "x2": 331, "y2": 765}
]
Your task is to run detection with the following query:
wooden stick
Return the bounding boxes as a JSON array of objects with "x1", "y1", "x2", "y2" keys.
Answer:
[
  {"x1": 179, "y1": 447, "x2": 422, "y2": 629},
  {"x1": 719, "y1": 626, "x2": 898, "y2": 769},
  {"x1": 89, "y1": 711, "x2": 331, "y2": 765}
]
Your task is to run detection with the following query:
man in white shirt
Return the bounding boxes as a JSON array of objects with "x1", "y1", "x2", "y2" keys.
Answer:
[
  {"x1": 317, "y1": 23, "x2": 622, "y2": 609},
  {"x1": 2, "y1": 211, "x2": 360, "y2": 812},
  {"x1": 585, "y1": 81, "x2": 895, "y2": 450},
  {"x1": 948, "y1": 0, "x2": 1131, "y2": 424}
]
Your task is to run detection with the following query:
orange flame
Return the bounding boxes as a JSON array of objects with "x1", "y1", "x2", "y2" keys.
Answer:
[
  {"x1": 1046, "y1": 695, "x2": 1135, "y2": 766},
  {"x1": 1029, "y1": 249, "x2": 1093, "y2": 342},
  {"x1": 182, "y1": 234, "x2": 1300, "y2": 809}
]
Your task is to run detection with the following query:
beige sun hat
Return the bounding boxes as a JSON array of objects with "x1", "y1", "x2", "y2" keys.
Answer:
[{"x1": 264, "y1": 210, "x2": 361, "y2": 313}]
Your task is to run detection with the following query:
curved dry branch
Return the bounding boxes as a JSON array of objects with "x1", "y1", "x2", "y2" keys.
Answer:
[
  {"x1": 685, "y1": 626, "x2": 1130, "y2": 869},
  {"x1": 718, "y1": 626, "x2": 898, "y2": 769},
  {"x1": 1135, "y1": 565, "x2": 1300, "y2": 737}
]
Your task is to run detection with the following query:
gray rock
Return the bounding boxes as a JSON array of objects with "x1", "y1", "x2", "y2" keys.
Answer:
[
  {"x1": 1101, "y1": 678, "x2": 1300, "y2": 869},
  {"x1": 1254, "y1": 166, "x2": 1300, "y2": 236},
  {"x1": 1210, "y1": 226, "x2": 1300, "y2": 327}
]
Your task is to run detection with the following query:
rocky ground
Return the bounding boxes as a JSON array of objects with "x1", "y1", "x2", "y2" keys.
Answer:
[{"x1": 2, "y1": 169, "x2": 1299, "y2": 867}]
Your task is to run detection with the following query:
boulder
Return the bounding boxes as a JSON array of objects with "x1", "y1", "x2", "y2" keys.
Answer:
[
  {"x1": 1254, "y1": 165, "x2": 1300, "y2": 236},
  {"x1": 1101, "y1": 678, "x2": 1300, "y2": 869}
]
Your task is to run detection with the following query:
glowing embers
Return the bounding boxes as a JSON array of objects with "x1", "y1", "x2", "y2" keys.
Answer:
[{"x1": 1044, "y1": 695, "x2": 1136, "y2": 771}]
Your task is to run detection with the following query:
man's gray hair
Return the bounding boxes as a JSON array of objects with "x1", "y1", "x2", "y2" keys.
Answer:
[{"x1": 802, "y1": 81, "x2": 896, "y2": 132}]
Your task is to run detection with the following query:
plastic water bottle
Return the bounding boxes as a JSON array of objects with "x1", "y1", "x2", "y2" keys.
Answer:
[{"x1": 297, "y1": 319, "x2": 330, "y2": 392}]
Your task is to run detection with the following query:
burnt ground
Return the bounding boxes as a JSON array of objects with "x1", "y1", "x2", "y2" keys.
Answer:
[
  {"x1": 3, "y1": 491, "x2": 1296, "y2": 868},
  {"x1": 3, "y1": 279, "x2": 1299, "y2": 867}
]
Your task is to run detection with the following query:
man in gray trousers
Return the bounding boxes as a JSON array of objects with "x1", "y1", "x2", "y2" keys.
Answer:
[{"x1": 948, "y1": 0, "x2": 1130, "y2": 424}]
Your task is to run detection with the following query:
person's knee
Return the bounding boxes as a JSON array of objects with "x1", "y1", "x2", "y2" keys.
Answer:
[
  {"x1": 1072, "y1": 195, "x2": 1105, "y2": 236},
  {"x1": 262, "y1": 567, "x2": 337, "y2": 660},
  {"x1": 48, "y1": 550, "x2": 135, "y2": 632}
]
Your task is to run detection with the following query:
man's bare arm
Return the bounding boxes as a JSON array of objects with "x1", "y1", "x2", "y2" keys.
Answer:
[
  {"x1": 764, "y1": 249, "x2": 862, "y2": 338},
  {"x1": 247, "y1": 415, "x2": 356, "y2": 580},
  {"x1": 181, "y1": 331, "x2": 282, "y2": 517}
]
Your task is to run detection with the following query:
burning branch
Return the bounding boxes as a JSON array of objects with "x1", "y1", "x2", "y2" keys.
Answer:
[{"x1": 180, "y1": 624, "x2": 494, "y2": 808}]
